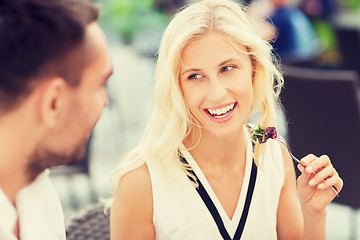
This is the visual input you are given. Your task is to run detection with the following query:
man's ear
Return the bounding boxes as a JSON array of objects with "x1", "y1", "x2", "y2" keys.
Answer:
[{"x1": 39, "y1": 77, "x2": 68, "y2": 127}]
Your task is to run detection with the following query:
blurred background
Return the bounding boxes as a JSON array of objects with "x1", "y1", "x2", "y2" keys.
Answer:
[{"x1": 49, "y1": 0, "x2": 360, "y2": 239}]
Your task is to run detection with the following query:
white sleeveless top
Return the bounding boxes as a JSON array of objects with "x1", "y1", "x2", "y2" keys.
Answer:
[{"x1": 146, "y1": 137, "x2": 284, "y2": 240}]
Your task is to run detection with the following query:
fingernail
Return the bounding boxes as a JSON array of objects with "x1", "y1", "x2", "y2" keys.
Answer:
[
  {"x1": 306, "y1": 166, "x2": 313, "y2": 173},
  {"x1": 309, "y1": 179, "x2": 316, "y2": 186},
  {"x1": 318, "y1": 183, "x2": 324, "y2": 189},
  {"x1": 301, "y1": 159, "x2": 307, "y2": 164}
]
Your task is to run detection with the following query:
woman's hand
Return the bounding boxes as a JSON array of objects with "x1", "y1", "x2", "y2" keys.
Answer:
[{"x1": 297, "y1": 154, "x2": 343, "y2": 213}]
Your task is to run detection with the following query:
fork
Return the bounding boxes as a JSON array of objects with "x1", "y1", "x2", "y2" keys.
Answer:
[{"x1": 275, "y1": 135, "x2": 339, "y2": 197}]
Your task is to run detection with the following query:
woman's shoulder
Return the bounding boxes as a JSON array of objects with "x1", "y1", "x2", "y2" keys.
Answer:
[
  {"x1": 114, "y1": 163, "x2": 152, "y2": 198},
  {"x1": 258, "y1": 138, "x2": 285, "y2": 170},
  {"x1": 111, "y1": 163, "x2": 153, "y2": 217},
  {"x1": 111, "y1": 163, "x2": 153, "y2": 225},
  {"x1": 111, "y1": 163, "x2": 155, "y2": 239}
]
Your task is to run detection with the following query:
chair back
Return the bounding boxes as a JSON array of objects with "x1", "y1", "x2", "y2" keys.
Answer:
[
  {"x1": 281, "y1": 65, "x2": 360, "y2": 208},
  {"x1": 334, "y1": 26, "x2": 360, "y2": 74},
  {"x1": 66, "y1": 203, "x2": 110, "y2": 240}
]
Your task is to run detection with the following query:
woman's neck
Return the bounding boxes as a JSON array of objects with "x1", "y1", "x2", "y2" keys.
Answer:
[{"x1": 184, "y1": 126, "x2": 248, "y2": 171}]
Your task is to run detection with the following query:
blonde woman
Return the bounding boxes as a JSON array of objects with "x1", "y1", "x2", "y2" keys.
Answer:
[{"x1": 110, "y1": 0, "x2": 343, "y2": 239}]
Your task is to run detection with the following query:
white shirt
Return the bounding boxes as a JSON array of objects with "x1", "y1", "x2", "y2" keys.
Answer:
[
  {"x1": 0, "y1": 170, "x2": 66, "y2": 240},
  {"x1": 146, "y1": 134, "x2": 284, "y2": 239}
]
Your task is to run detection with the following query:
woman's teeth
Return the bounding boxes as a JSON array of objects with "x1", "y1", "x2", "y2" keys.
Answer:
[{"x1": 207, "y1": 103, "x2": 235, "y2": 118}]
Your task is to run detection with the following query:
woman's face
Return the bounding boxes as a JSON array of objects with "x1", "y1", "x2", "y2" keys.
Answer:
[{"x1": 180, "y1": 32, "x2": 254, "y2": 138}]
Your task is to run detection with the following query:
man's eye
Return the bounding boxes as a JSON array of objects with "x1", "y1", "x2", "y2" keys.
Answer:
[
  {"x1": 221, "y1": 66, "x2": 235, "y2": 72},
  {"x1": 188, "y1": 73, "x2": 202, "y2": 80}
]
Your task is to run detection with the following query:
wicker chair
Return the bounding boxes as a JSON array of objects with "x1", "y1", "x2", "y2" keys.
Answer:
[{"x1": 65, "y1": 203, "x2": 110, "y2": 240}]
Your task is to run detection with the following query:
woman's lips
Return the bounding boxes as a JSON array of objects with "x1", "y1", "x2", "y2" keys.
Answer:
[{"x1": 205, "y1": 102, "x2": 237, "y2": 123}]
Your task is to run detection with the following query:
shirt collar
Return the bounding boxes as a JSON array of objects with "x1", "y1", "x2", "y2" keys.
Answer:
[
  {"x1": 0, "y1": 170, "x2": 65, "y2": 240},
  {"x1": 0, "y1": 188, "x2": 17, "y2": 236}
]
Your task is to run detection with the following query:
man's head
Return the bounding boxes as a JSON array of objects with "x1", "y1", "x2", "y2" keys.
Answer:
[
  {"x1": 0, "y1": 0, "x2": 101, "y2": 112},
  {"x1": 0, "y1": 0, "x2": 113, "y2": 180}
]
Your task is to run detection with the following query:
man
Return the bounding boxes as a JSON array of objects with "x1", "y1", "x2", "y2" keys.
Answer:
[{"x1": 0, "y1": 0, "x2": 113, "y2": 239}]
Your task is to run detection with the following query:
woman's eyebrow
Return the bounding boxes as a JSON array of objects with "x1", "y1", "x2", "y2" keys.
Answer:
[
  {"x1": 181, "y1": 58, "x2": 241, "y2": 76},
  {"x1": 181, "y1": 68, "x2": 202, "y2": 76},
  {"x1": 218, "y1": 58, "x2": 239, "y2": 66}
]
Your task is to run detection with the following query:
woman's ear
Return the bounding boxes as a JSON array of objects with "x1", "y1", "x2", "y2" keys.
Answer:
[{"x1": 39, "y1": 77, "x2": 67, "y2": 127}]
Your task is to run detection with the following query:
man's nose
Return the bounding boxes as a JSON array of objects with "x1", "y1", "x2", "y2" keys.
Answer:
[{"x1": 103, "y1": 88, "x2": 109, "y2": 107}]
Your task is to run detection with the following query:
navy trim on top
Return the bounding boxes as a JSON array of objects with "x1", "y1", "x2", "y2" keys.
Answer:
[
  {"x1": 180, "y1": 143, "x2": 258, "y2": 240},
  {"x1": 233, "y1": 160, "x2": 257, "y2": 239}
]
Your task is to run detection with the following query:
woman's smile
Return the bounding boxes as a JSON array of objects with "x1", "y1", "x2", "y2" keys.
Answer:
[{"x1": 205, "y1": 102, "x2": 237, "y2": 123}]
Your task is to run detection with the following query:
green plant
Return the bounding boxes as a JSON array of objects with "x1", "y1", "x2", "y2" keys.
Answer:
[
  {"x1": 99, "y1": 0, "x2": 169, "y2": 43},
  {"x1": 343, "y1": 0, "x2": 360, "y2": 10}
]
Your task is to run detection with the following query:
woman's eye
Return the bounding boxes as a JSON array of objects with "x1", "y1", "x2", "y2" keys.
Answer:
[
  {"x1": 188, "y1": 73, "x2": 202, "y2": 80},
  {"x1": 221, "y1": 66, "x2": 235, "y2": 72}
]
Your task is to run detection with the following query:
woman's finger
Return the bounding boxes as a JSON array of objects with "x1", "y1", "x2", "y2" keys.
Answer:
[
  {"x1": 300, "y1": 154, "x2": 318, "y2": 167},
  {"x1": 307, "y1": 165, "x2": 335, "y2": 187},
  {"x1": 304, "y1": 155, "x2": 331, "y2": 174},
  {"x1": 317, "y1": 174, "x2": 343, "y2": 193},
  {"x1": 297, "y1": 164, "x2": 314, "y2": 187}
]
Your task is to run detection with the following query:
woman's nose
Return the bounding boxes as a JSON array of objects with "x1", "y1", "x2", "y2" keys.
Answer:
[{"x1": 206, "y1": 77, "x2": 227, "y2": 103}]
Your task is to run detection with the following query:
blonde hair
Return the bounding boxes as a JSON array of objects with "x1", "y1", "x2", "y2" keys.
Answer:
[{"x1": 110, "y1": 0, "x2": 283, "y2": 193}]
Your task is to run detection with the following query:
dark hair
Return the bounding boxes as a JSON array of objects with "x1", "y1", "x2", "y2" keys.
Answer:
[{"x1": 0, "y1": 0, "x2": 99, "y2": 113}]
